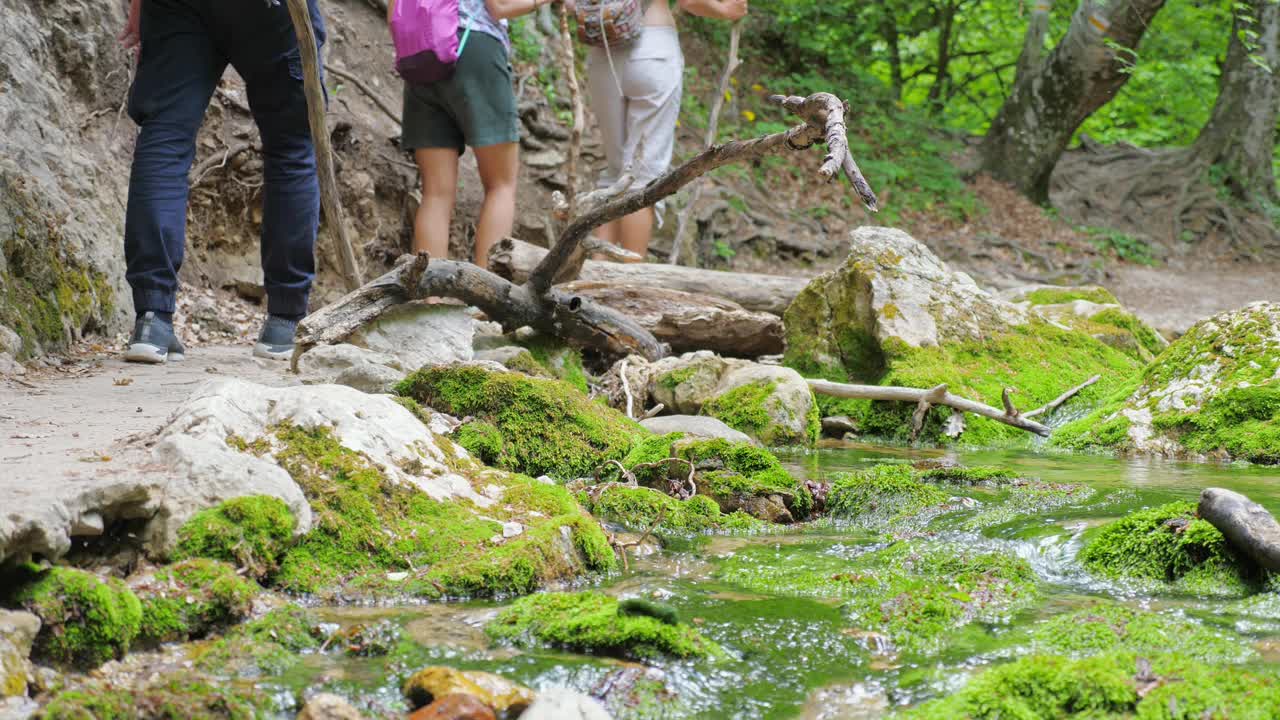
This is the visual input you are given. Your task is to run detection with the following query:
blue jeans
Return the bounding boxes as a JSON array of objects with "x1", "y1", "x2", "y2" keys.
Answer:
[{"x1": 125, "y1": 0, "x2": 326, "y2": 318}]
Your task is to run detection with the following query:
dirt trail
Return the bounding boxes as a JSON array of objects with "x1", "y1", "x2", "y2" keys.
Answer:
[
  {"x1": 1108, "y1": 264, "x2": 1280, "y2": 335},
  {"x1": 1, "y1": 346, "x2": 297, "y2": 489}
]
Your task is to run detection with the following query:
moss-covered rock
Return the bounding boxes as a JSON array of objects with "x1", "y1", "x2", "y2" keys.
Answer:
[
  {"x1": 485, "y1": 591, "x2": 721, "y2": 661},
  {"x1": 4, "y1": 566, "x2": 142, "y2": 669},
  {"x1": 132, "y1": 559, "x2": 259, "y2": 645},
  {"x1": 396, "y1": 363, "x2": 645, "y2": 478},
  {"x1": 589, "y1": 485, "x2": 763, "y2": 535},
  {"x1": 717, "y1": 539, "x2": 1037, "y2": 656},
  {"x1": 1054, "y1": 302, "x2": 1280, "y2": 464},
  {"x1": 784, "y1": 228, "x2": 1142, "y2": 446},
  {"x1": 1078, "y1": 501, "x2": 1260, "y2": 595},
  {"x1": 38, "y1": 671, "x2": 271, "y2": 719},
  {"x1": 190, "y1": 605, "x2": 327, "y2": 677},
  {"x1": 896, "y1": 652, "x2": 1280, "y2": 719},
  {"x1": 0, "y1": 610, "x2": 39, "y2": 698},
  {"x1": 1003, "y1": 284, "x2": 1166, "y2": 362},
  {"x1": 678, "y1": 438, "x2": 813, "y2": 521},
  {"x1": 1030, "y1": 601, "x2": 1253, "y2": 663},
  {"x1": 262, "y1": 423, "x2": 615, "y2": 598},
  {"x1": 515, "y1": 334, "x2": 590, "y2": 393},
  {"x1": 826, "y1": 465, "x2": 951, "y2": 527},
  {"x1": 172, "y1": 495, "x2": 295, "y2": 580}
]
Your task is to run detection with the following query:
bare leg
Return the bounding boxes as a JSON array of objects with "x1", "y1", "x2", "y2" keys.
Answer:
[
  {"x1": 471, "y1": 142, "x2": 519, "y2": 268},
  {"x1": 616, "y1": 207, "x2": 654, "y2": 262},
  {"x1": 413, "y1": 147, "x2": 460, "y2": 258}
]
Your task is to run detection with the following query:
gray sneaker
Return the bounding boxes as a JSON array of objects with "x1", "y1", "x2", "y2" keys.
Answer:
[
  {"x1": 124, "y1": 311, "x2": 186, "y2": 364},
  {"x1": 253, "y1": 315, "x2": 299, "y2": 361}
]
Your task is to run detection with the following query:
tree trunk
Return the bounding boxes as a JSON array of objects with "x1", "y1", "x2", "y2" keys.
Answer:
[
  {"x1": 881, "y1": 12, "x2": 905, "y2": 100},
  {"x1": 1192, "y1": 0, "x2": 1280, "y2": 204},
  {"x1": 979, "y1": 0, "x2": 1167, "y2": 202},
  {"x1": 926, "y1": 1, "x2": 956, "y2": 114},
  {"x1": 1013, "y1": 0, "x2": 1054, "y2": 87},
  {"x1": 490, "y1": 238, "x2": 810, "y2": 316}
]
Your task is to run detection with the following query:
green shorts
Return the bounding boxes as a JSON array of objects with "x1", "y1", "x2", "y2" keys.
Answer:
[{"x1": 401, "y1": 31, "x2": 519, "y2": 152}]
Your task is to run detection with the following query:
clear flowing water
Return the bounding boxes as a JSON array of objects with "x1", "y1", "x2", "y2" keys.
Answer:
[{"x1": 267, "y1": 442, "x2": 1280, "y2": 719}]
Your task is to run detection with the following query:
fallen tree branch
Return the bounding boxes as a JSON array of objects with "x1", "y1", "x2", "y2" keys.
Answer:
[
  {"x1": 807, "y1": 379, "x2": 1051, "y2": 437},
  {"x1": 1199, "y1": 487, "x2": 1280, "y2": 571},
  {"x1": 324, "y1": 63, "x2": 401, "y2": 126},
  {"x1": 1024, "y1": 374, "x2": 1100, "y2": 419},
  {"x1": 284, "y1": 0, "x2": 364, "y2": 291},
  {"x1": 668, "y1": 20, "x2": 742, "y2": 265}
]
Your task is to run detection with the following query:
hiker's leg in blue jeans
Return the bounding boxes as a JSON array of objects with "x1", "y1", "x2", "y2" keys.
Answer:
[
  {"x1": 123, "y1": 0, "x2": 223, "y2": 315},
  {"x1": 222, "y1": 0, "x2": 325, "y2": 319}
]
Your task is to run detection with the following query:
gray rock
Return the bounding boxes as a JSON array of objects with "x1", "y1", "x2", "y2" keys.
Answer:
[
  {"x1": 347, "y1": 303, "x2": 475, "y2": 372},
  {"x1": 821, "y1": 416, "x2": 859, "y2": 435},
  {"x1": 0, "y1": 326, "x2": 21, "y2": 357},
  {"x1": 647, "y1": 351, "x2": 731, "y2": 415},
  {"x1": 296, "y1": 343, "x2": 405, "y2": 394},
  {"x1": 707, "y1": 363, "x2": 817, "y2": 447},
  {"x1": 640, "y1": 415, "x2": 755, "y2": 445},
  {"x1": 0, "y1": 353, "x2": 24, "y2": 377},
  {"x1": 0, "y1": 610, "x2": 40, "y2": 699},
  {"x1": 521, "y1": 689, "x2": 613, "y2": 720}
]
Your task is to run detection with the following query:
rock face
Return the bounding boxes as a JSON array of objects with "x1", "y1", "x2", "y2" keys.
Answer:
[
  {"x1": 784, "y1": 227, "x2": 1141, "y2": 445},
  {"x1": 296, "y1": 343, "x2": 406, "y2": 393},
  {"x1": 647, "y1": 352, "x2": 819, "y2": 446},
  {"x1": 0, "y1": 610, "x2": 39, "y2": 698},
  {"x1": 1055, "y1": 302, "x2": 1280, "y2": 464},
  {"x1": 639, "y1": 415, "x2": 755, "y2": 444},
  {"x1": 346, "y1": 303, "x2": 477, "y2": 371},
  {"x1": 1000, "y1": 284, "x2": 1168, "y2": 362}
]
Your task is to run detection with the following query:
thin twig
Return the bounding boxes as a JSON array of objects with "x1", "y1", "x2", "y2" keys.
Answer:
[
  {"x1": 668, "y1": 20, "x2": 743, "y2": 265},
  {"x1": 620, "y1": 358, "x2": 635, "y2": 419},
  {"x1": 1024, "y1": 374, "x2": 1100, "y2": 418},
  {"x1": 324, "y1": 63, "x2": 401, "y2": 126}
]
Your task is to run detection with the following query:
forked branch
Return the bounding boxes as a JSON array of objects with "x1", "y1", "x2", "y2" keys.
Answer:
[{"x1": 807, "y1": 379, "x2": 1052, "y2": 437}]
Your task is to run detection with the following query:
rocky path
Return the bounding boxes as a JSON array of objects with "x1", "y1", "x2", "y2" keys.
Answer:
[{"x1": 1109, "y1": 263, "x2": 1280, "y2": 335}]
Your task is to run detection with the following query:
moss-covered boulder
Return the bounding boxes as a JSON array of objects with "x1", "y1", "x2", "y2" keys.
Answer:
[
  {"x1": 826, "y1": 465, "x2": 951, "y2": 527},
  {"x1": 396, "y1": 363, "x2": 645, "y2": 478},
  {"x1": 1030, "y1": 601, "x2": 1253, "y2": 663},
  {"x1": 38, "y1": 670, "x2": 271, "y2": 719},
  {"x1": 588, "y1": 485, "x2": 763, "y2": 535},
  {"x1": 132, "y1": 559, "x2": 259, "y2": 645},
  {"x1": 0, "y1": 610, "x2": 39, "y2": 698},
  {"x1": 717, "y1": 539, "x2": 1037, "y2": 656},
  {"x1": 619, "y1": 434, "x2": 812, "y2": 522},
  {"x1": 172, "y1": 495, "x2": 295, "y2": 580},
  {"x1": 1078, "y1": 501, "x2": 1261, "y2": 595},
  {"x1": 1002, "y1": 284, "x2": 1167, "y2": 362},
  {"x1": 4, "y1": 566, "x2": 141, "y2": 669},
  {"x1": 783, "y1": 227, "x2": 1142, "y2": 446},
  {"x1": 190, "y1": 605, "x2": 328, "y2": 677},
  {"x1": 896, "y1": 652, "x2": 1280, "y2": 719},
  {"x1": 485, "y1": 591, "x2": 721, "y2": 661},
  {"x1": 1054, "y1": 301, "x2": 1280, "y2": 464}
]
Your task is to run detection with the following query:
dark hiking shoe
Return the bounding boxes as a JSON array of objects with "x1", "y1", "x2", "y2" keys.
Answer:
[
  {"x1": 253, "y1": 315, "x2": 299, "y2": 361},
  {"x1": 124, "y1": 311, "x2": 185, "y2": 364}
]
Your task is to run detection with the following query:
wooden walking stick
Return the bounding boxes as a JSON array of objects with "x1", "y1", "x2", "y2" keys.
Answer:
[{"x1": 285, "y1": 0, "x2": 364, "y2": 291}]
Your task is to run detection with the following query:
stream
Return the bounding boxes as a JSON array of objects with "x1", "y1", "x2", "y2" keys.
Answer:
[{"x1": 258, "y1": 442, "x2": 1280, "y2": 719}]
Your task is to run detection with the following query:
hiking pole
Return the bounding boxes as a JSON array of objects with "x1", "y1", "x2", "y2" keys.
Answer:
[{"x1": 285, "y1": 0, "x2": 365, "y2": 291}]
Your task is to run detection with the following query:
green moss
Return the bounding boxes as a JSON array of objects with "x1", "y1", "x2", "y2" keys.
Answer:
[
  {"x1": 136, "y1": 559, "x2": 259, "y2": 644},
  {"x1": 1078, "y1": 501, "x2": 1260, "y2": 595},
  {"x1": 915, "y1": 465, "x2": 1019, "y2": 484},
  {"x1": 947, "y1": 480, "x2": 1095, "y2": 532},
  {"x1": 38, "y1": 671, "x2": 271, "y2": 720},
  {"x1": 191, "y1": 605, "x2": 327, "y2": 676},
  {"x1": 619, "y1": 432, "x2": 684, "y2": 486},
  {"x1": 517, "y1": 335, "x2": 590, "y2": 393},
  {"x1": 1023, "y1": 286, "x2": 1119, "y2": 306},
  {"x1": 5, "y1": 566, "x2": 142, "y2": 669},
  {"x1": 1030, "y1": 602, "x2": 1253, "y2": 663},
  {"x1": 173, "y1": 496, "x2": 295, "y2": 580},
  {"x1": 268, "y1": 424, "x2": 614, "y2": 598},
  {"x1": 658, "y1": 366, "x2": 698, "y2": 390},
  {"x1": 0, "y1": 175, "x2": 114, "y2": 358},
  {"x1": 897, "y1": 652, "x2": 1280, "y2": 719},
  {"x1": 396, "y1": 364, "x2": 645, "y2": 478},
  {"x1": 591, "y1": 485, "x2": 762, "y2": 534},
  {"x1": 1151, "y1": 384, "x2": 1280, "y2": 464},
  {"x1": 677, "y1": 438, "x2": 813, "y2": 518},
  {"x1": 718, "y1": 540, "x2": 1037, "y2": 656},
  {"x1": 1088, "y1": 307, "x2": 1166, "y2": 361},
  {"x1": 485, "y1": 591, "x2": 721, "y2": 660},
  {"x1": 826, "y1": 465, "x2": 949, "y2": 526},
  {"x1": 703, "y1": 381, "x2": 776, "y2": 441}
]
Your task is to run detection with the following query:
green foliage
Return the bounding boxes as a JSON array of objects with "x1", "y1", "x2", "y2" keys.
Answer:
[
  {"x1": 826, "y1": 464, "x2": 949, "y2": 527},
  {"x1": 589, "y1": 485, "x2": 762, "y2": 535},
  {"x1": 136, "y1": 559, "x2": 259, "y2": 644},
  {"x1": 38, "y1": 671, "x2": 270, "y2": 720},
  {"x1": 1078, "y1": 501, "x2": 1260, "y2": 595},
  {"x1": 191, "y1": 605, "x2": 328, "y2": 677},
  {"x1": 1084, "y1": 226, "x2": 1157, "y2": 266},
  {"x1": 1030, "y1": 602, "x2": 1253, "y2": 664},
  {"x1": 396, "y1": 364, "x2": 645, "y2": 478},
  {"x1": 485, "y1": 591, "x2": 721, "y2": 660},
  {"x1": 173, "y1": 495, "x2": 295, "y2": 581},
  {"x1": 5, "y1": 565, "x2": 142, "y2": 669}
]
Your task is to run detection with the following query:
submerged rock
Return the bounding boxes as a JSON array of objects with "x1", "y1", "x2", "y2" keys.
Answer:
[
  {"x1": 825, "y1": 465, "x2": 951, "y2": 528},
  {"x1": 646, "y1": 352, "x2": 819, "y2": 446},
  {"x1": 397, "y1": 363, "x2": 645, "y2": 479},
  {"x1": 783, "y1": 227, "x2": 1141, "y2": 445},
  {"x1": 189, "y1": 605, "x2": 327, "y2": 677},
  {"x1": 1030, "y1": 601, "x2": 1253, "y2": 664},
  {"x1": 1054, "y1": 301, "x2": 1280, "y2": 464},
  {"x1": 485, "y1": 591, "x2": 721, "y2": 661},
  {"x1": 403, "y1": 666, "x2": 534, "y2": 719},
  {"x1": 1077, "y1": 501, "x2": 1262, "y2": 596}
]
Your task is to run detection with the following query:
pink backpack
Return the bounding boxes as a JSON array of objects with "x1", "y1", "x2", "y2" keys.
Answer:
[{"x1": 390, "y1": 0, "x2": 473, "y2": 85}]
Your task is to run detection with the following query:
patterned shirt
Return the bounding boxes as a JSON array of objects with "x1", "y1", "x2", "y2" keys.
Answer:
[{"x1": 459, "y1": 0, "x2": 509, "y2": 53}]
